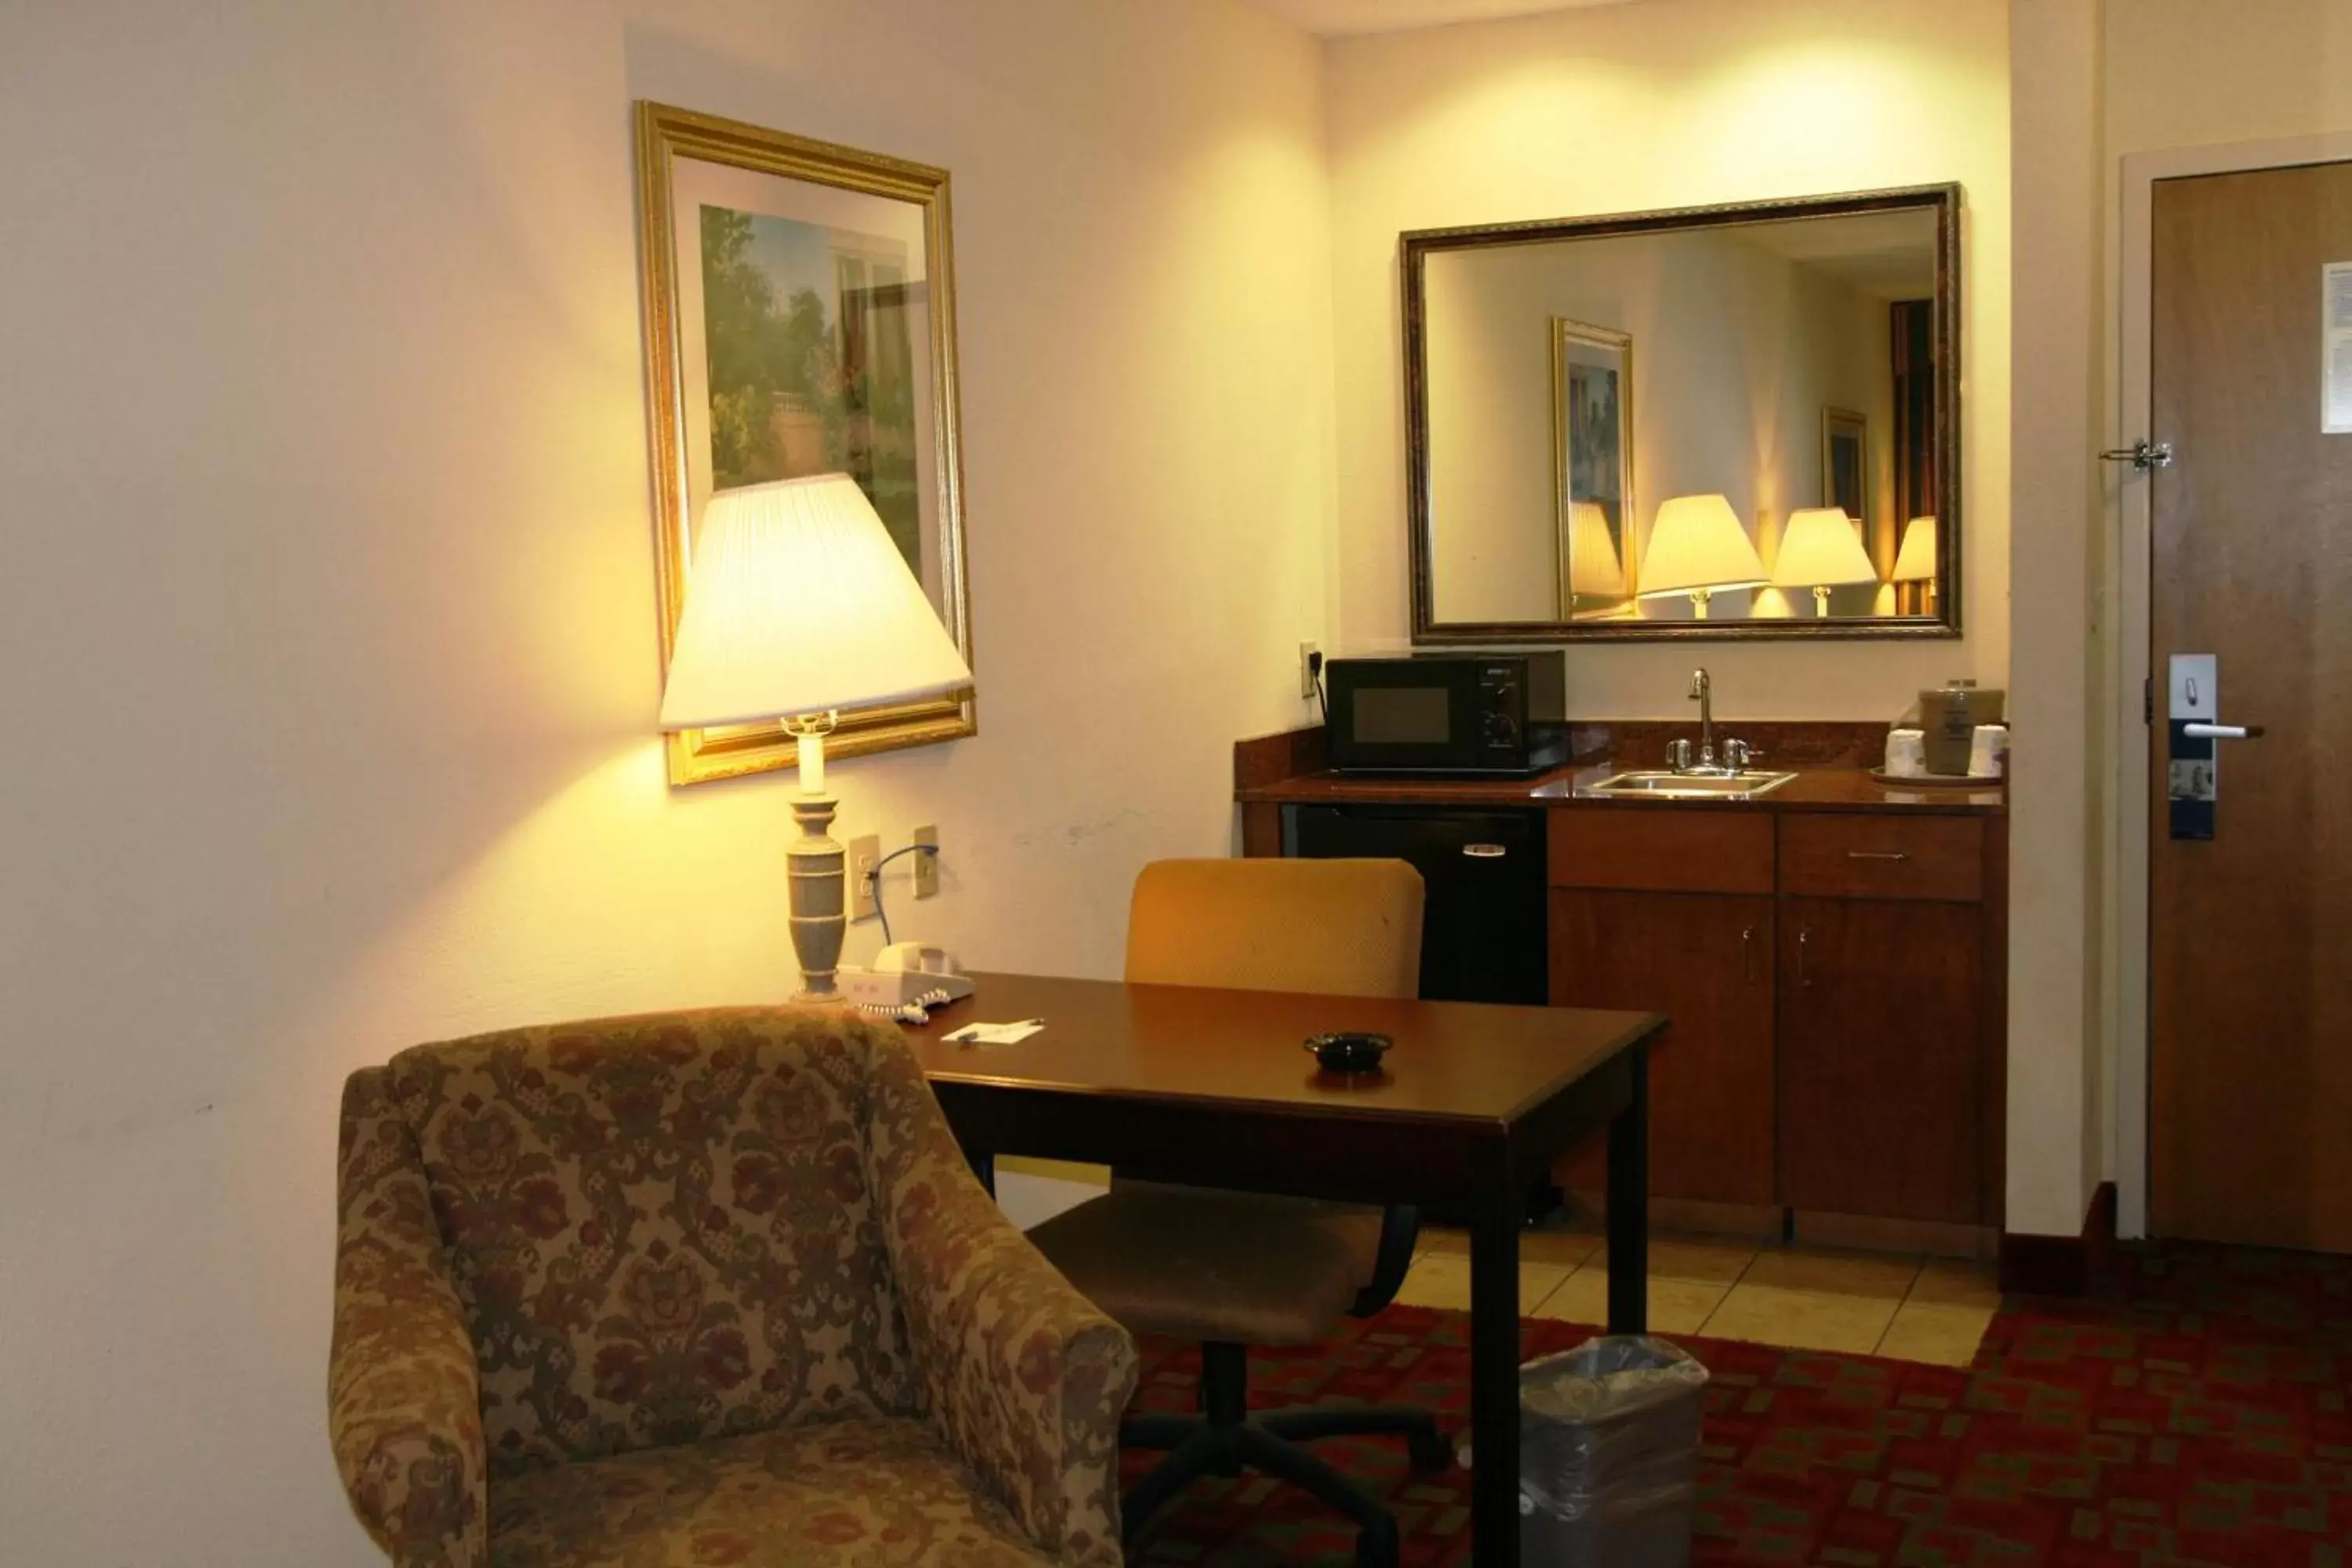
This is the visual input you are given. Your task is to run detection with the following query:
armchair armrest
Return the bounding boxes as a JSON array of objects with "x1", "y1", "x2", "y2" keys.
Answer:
[
  {"x1": 864, "y1": 1029, "x2": 1138, "y2": 1568},
  {"x1": 328, "y1": 1068, "x2": 487, "y2": 1568}
]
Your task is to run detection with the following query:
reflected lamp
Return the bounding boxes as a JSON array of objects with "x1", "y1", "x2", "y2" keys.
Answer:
[
  {"x1": 1891, "y1": 515, "x2": 1939, "y2": 611},
  {"x1": 1563, "y1": 499, "x2": 1627, "y2": 601},
  {"x1": 1635, "y1": 494, "x2": 1767, "y2": 619},
  {"x1": 1771, "y1": 507, "x2": 1879, "y2": 618}
]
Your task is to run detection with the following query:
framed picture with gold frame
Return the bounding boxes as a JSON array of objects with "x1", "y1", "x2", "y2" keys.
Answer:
[
  {"x1": 1552, "y1": 317, "x2": 1637, "y2": 619},
  {"x1": 634, "y1": 100, "x2": 974, "y2": 786},
  {"x1": 1821, "y1": 405, "x2": 1870, "y2": 531}
]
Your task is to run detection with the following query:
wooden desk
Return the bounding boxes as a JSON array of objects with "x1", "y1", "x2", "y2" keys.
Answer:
[{"x1": 909, "y1": 972, "x2": 1664, "y2": 1568}]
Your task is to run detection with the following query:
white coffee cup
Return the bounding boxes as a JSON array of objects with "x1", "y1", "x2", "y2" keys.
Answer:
[
  {"x1": 1969, "y1": 724, "x2": 2009, "y2": 779},
  {"x1": 1885, "y1": 728, "x2": 1926, "y2": 778}
]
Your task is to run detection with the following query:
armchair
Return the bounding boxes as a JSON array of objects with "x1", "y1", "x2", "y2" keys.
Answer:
[{"x1": 330, "y1": 1007, "x2": 1136, "y2": 1568}]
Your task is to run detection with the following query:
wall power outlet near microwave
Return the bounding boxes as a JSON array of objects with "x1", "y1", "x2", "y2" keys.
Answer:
[{"x1": 1298, "y1": 641, "x2": 1323, "y2": 700}]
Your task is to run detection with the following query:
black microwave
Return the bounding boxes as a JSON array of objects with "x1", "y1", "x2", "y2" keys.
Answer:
[{"x1": 1324, "y1": 652, "x2": 1570, "y2": 775}]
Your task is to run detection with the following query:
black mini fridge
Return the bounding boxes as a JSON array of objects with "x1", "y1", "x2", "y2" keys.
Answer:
[{"x1": 1285, "y1": 804, "x2": 1548, "y2": 1005}]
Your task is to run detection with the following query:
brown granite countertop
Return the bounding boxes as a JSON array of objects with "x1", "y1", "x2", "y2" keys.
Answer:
[
  {"x1": 1233, "y1": 722, "x2": 2005, "y2": 816},
  {"x1": 1236, "y1": 760, "x2": 2004, "y2": 816}
]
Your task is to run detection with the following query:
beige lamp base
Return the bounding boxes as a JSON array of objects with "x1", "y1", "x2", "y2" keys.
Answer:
[{"x1": 786, "y1": 791, "x2": 845, "y2": 1000}]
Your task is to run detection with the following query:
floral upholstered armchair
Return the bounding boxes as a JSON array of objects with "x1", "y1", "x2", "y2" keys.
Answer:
[{"x1": 330, "y1": 1007, "x2": 1137, "y2": 1568}]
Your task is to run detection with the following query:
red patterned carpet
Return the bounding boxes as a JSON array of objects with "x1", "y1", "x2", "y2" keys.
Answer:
[{"x1": 1121, "y1": 1243, "x2": 2352, "y2": 1566}]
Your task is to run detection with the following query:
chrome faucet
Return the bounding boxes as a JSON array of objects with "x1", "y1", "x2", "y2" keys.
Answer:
[{"x1": 1688, "y1": 668, "x2": 1716, "y2": 771}]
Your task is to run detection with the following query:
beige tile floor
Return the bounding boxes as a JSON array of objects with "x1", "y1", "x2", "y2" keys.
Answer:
[{"x1": 1398, "y1": 1225, "x2": 2000, "y2": 1365}]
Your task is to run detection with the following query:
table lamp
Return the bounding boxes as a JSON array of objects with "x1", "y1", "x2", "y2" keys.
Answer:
[
  {"x1": 658, "y1": 474, "x2": 972, "y2": 1000},
  {"x1": 1635, "y1": 493, "x2": 1767, "y2": 619},
  {"x1": 1891, "y1": 514, "x2": 1938, "y2": 612},
  {"x1": 1770, "y1": 506, "x2": 1878, "y2": 618},
  {"x1": 1563, "y1": 499, "x2": 1627, "y2": 604}
]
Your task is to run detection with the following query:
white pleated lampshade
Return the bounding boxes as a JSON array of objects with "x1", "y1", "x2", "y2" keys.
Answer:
[
  {"x1": 1564, "y1": 500, "x2": 1627, "y2": 597},
  {"x1": 658, "y1": 474, "x2": 971, "y2": 731},
  {"x1": 1636, "y1": 494, "x2": 1768, "y2": 599},
  {"x1": 1771, "y1": 507, "x2": 1879, "y2": 588},
  {"x1": 1891, "y1": 515, "x2": 1939, "y2": 583}
]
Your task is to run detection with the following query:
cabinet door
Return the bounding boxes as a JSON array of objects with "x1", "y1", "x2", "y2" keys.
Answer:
[
  {"x1": 1549, "y1": 888, "x2": 1776, "y2": 1205},
  {"x1": 1778, "y1": 897, "x2": 1981, "y2": 1222}
]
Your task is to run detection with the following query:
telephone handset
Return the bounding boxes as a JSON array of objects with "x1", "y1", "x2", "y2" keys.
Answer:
[{"x1": 840, "y1": 942, "x2": 975, "y2": 1019}]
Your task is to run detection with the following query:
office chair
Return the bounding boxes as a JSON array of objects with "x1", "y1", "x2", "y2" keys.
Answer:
[{"x1": 1026, "y1": 858, "x2": 1449, "y2": 1568}]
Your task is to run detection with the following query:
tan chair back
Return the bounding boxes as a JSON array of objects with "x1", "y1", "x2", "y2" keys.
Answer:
[{"x1": 1124, "y1": 858, "x2": 1425, "y2": 1000}]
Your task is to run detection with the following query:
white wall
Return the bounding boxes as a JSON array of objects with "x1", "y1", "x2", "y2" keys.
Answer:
[
  {"x1": 0, "y1": 1, "x2": 1333, "y2": 1560},
  {"x1": 2105, "y1": 0, "x2": 2352, "y2": 155},
  {"x1": 1326, "y1": 0, "x2": 2010, "y2": 716},
  {"x1": 2005, "y1": 0, "x2": 2104, "y2": 1237},
  {"x1": 1425, "y1": 227, "x2": 1899, "y2": 624}
]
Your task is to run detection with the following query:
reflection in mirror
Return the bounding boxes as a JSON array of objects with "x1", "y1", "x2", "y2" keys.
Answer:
[{"x1": 1410, "y1": 187, "x2": 1957, "y2": 641}]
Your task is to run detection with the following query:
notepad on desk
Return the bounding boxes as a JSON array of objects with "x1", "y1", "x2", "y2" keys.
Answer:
[{"x1": 942, "y1": 1019, "x2": 1045, "y2": 1046}]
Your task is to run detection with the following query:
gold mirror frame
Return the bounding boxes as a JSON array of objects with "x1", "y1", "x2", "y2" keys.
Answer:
[
  {"x1": 635, "y1": 102, "x2": 975, "y2": 786},
  {"x1": 1403, "y1": 183, "x2": 1963, "y2": 644}
]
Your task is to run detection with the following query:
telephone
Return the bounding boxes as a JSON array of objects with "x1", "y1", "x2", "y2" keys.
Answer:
[{"x1": 840, "y1": 942, "x2": 974, "y2": 1019}]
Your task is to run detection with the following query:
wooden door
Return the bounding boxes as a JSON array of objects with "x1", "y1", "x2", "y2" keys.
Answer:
[
  {"x1": 1778, "y1": 898, "x2": 1980, "y2": 1223},
  {"x1": 1549, "y1": 888, "x2": 1775, "y2": 1205},
  {"x1": 2150, "y1": 161, "x2": 2352, "y2": 1251}
]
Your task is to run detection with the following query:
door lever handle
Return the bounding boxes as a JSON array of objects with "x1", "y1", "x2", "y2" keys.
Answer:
[{"x1": 2182, "y1": 723, "x2": 2265, "y2": 740}]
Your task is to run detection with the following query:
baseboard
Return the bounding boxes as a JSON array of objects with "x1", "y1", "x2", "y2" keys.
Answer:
[
  {"x1": 1998, "y1": 1181, "x2": 2118, "y2": 1296},
  {"x1": 1793, "y1": 1210, "x2": 1997, "y2": 1261},
  {"x1": 1564, "y1": 1192, "x2": 1788, "y2": 1244},
  {"x1": 1563, "y1": 1194, "x2": 1998, "y2": 1258}
]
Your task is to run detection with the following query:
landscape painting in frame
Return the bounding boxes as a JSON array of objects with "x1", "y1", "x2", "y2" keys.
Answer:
[
  {"x1": 1553, "y1": 318, "x2": 1635, "y2": 619},
  {"x1": 698, "y1": 203, "x2": 922, "y2": 567},
  {"x1": 636, "y1": 103, "x2": 971, "y2": 786}
]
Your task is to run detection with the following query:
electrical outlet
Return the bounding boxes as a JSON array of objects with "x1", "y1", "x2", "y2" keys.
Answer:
[
  {"x1": 1298, "y1": 641, "x2": 1323, "y2": 700},
  {"x1": 848, "y1": 834, "x2": 881, "y2": 920},
  {"x1": 912, "y1": 825, "x2": 940, "y2": 898}
]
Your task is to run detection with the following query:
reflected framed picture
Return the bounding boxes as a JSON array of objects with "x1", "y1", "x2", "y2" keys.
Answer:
[
  {"x1": 635, "y1": 102, "x2": 974, "y2": 786},
  {"x1": 1552, "y1": 318, "x2": 1636, "y2": 619},
  {"x1": 1822, "y1": 406, "x2": 1869, "y2": 529}
]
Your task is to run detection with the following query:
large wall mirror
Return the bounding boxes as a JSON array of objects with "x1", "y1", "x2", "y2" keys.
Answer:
[{"x1": 1404, "y1": 185, "x2": 1961, "y2": 643}]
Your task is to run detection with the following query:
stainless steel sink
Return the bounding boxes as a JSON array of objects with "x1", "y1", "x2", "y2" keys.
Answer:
[{"x1": 1580, "y1": 769, "x2": 1797, "y2": 800}]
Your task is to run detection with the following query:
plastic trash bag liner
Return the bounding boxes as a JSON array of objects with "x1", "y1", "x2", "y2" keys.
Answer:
[{"x1": 1515, "y1": 1336, "x2": 1708, "y2": 1568}]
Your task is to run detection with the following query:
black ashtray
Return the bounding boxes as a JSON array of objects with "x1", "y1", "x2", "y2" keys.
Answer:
[{"x1": 1305, "y1": 1031, "x2": 1394, "y2": 1075}]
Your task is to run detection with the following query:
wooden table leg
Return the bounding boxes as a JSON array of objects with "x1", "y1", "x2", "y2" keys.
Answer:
[
  {"x1": 1468, "y1": 1159, "x2": 1523, "y2": 1568},
  {"x1": 1606, "y1": 1044, "x2": 1650, "y2": 1334}
]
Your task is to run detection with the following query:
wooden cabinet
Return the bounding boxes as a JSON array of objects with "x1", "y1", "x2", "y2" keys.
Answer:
[
  {"x1": 1777, "y1": 815, "x2": 1983, "y2": 902},
  {"x1": 1544, "y1": 804, "x2": 2004, "y2": 1233},
  {"x1": 1550, "y1": 808, "x2": 1774, "y2": 895},
  {"x1": 1777, "y1": 896, "x2": 1982, "y2": 1222},
  {"x1": 1549, "y1": 887, "x2": 1776, "y2": 1205}
]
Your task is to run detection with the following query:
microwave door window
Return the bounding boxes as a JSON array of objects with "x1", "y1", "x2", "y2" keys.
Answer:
[{"x1": 1352, "y1": 687, "x2": 1451, "y2": 744}]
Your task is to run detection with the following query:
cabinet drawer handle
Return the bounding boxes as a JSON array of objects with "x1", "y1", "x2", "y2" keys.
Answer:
[
  {"x1": 1797, "y1": 927, "x2": 1813, "y2": 987},
  {"x1": 1463, "y1": 844, "x2": 1508, "y2": 858},
  {"x1": 1846, "y1": 850, "x2": 1911, "y2": 862},
  {"x1": 1741, "y1": 924, "x2": 1758, "y2": 982}
]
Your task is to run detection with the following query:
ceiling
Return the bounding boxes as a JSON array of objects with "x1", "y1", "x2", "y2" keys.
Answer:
[
  {"x1": 1242, "y1": 0, "x2": 1636, "y2": 38},
  {"x1": 1735, "y1": 209, "x2": 1941, "y2": 300}
]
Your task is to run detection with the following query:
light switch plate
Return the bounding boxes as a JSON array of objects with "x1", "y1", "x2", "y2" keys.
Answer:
[
  {"x1": 848, "y1": 834, "x2": 881, "y2": 920},
  {"x1": 912, "y1": 826, "x2": 939, "y2": 898}
]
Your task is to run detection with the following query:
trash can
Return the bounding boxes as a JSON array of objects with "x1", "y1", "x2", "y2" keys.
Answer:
[{"x1": 1518, "y1": 1336, "x2": 1709, "y2": 1568}]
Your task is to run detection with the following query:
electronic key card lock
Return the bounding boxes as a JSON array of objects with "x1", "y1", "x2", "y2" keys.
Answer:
[{"x1": 2167, "y1": 654, "x2": 2265, "y2": 841}]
